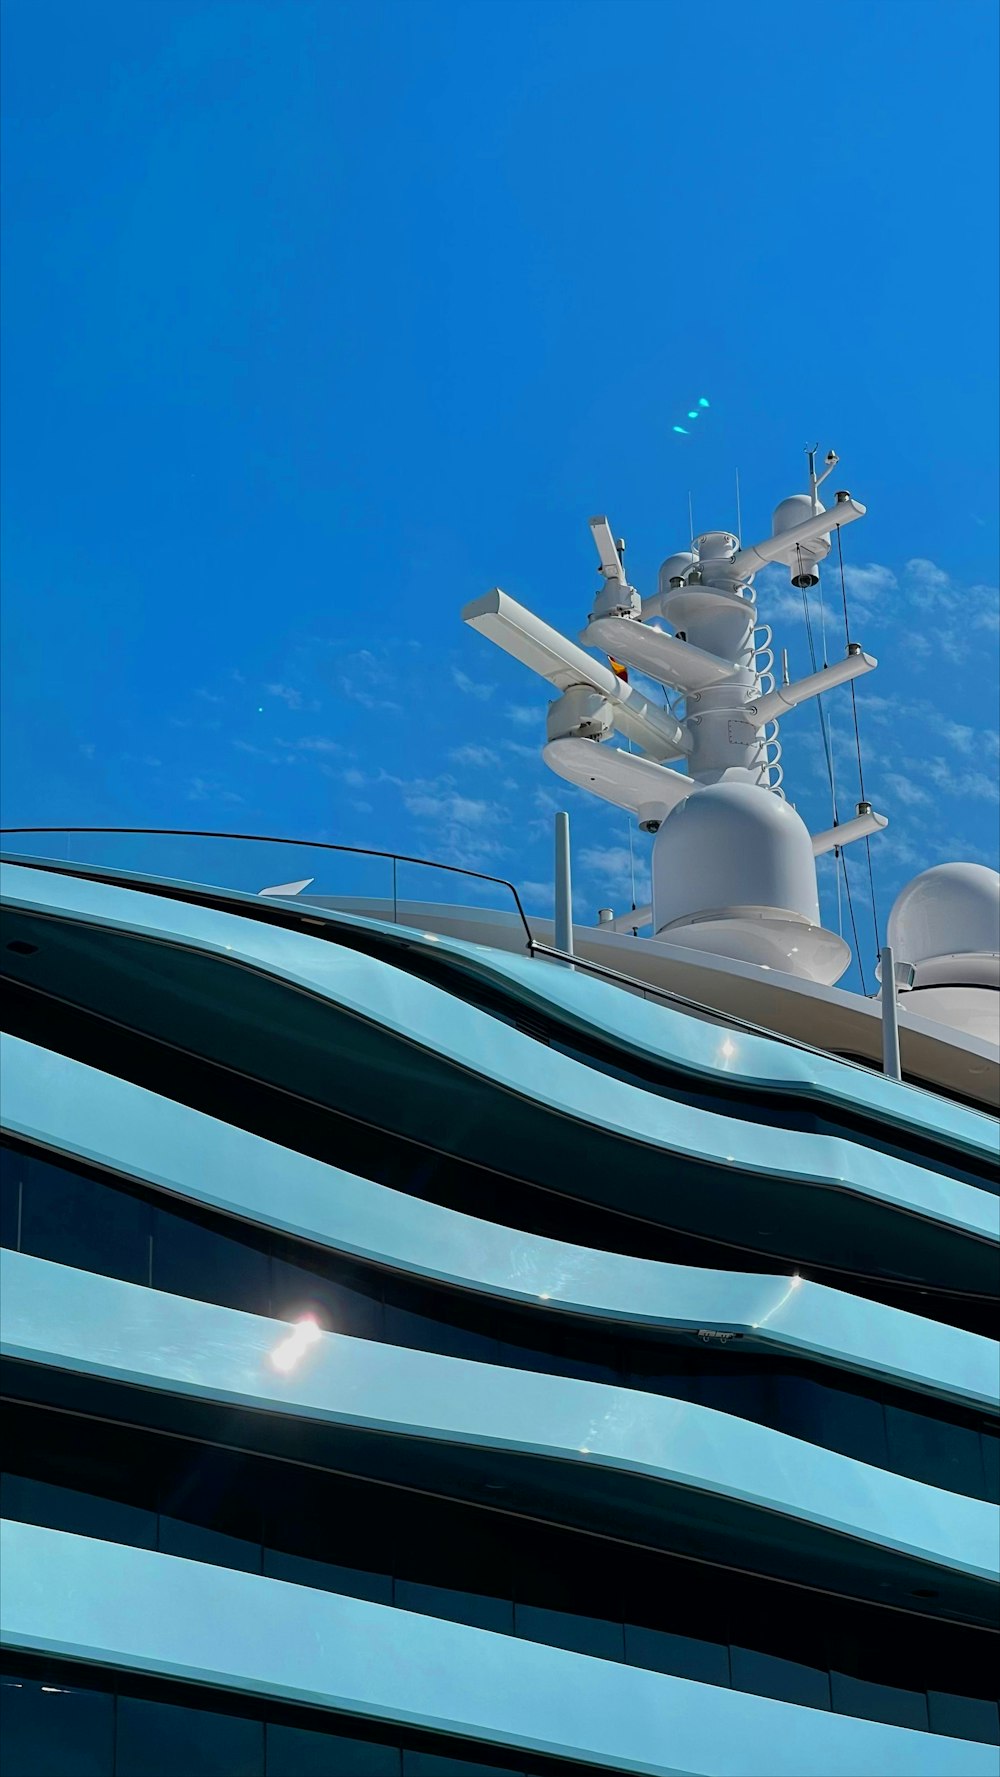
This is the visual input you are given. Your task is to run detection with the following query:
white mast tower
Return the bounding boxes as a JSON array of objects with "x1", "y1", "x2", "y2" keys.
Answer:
[{"x1": 463, "y1": 454, "x2": 887, "y2": 985}]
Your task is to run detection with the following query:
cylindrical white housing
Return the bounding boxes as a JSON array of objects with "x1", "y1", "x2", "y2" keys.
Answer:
[{"x1": 652, "y1": 782, "x2": 821, "y2": 932}]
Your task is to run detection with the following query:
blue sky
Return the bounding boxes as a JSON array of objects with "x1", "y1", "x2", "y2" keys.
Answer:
[{"x1": 2, "y1": 0, "x2": 997, "y2": 990}]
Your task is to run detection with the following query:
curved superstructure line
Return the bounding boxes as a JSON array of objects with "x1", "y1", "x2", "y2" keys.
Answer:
[
  {"x1": 3, "y1": 867, "x2": 996, "y2": 1254},
  {"x1": 3, "y1": 1524, "x2": 994, "y2": 1777},
  {"x1": 4, "y1": 1253, "x2": 997, "y2": 1598},
  {"x1": 3, "y1": 1034, "x2": 995, "y2": 1415}
]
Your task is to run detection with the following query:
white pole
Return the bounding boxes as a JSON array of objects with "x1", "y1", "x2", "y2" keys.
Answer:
[
  {"x1": 554, "y1": 811, "x2": 574, "y2": 961},
  {"x1": 880, "y1": 944, "x2": 901, "y2": 1081}
]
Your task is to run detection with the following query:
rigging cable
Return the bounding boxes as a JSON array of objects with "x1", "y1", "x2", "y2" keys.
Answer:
[
  {"x1": 836, "y1": 524, "x2": 882, "y2": 966},
  {"x1": 815, "y1": 549, "x2": 843, "y2": 940},
  {"x1": 798, "y1": 545, "x2": 868, "y2": 993}
]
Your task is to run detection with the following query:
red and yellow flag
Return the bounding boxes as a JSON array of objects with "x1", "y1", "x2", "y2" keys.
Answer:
[{"x1": 608, "y1": 657, "x2": 629, "y2": 683}]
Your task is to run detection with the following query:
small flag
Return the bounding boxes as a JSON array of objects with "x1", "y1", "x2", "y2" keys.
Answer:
[{"x1": 608, "y1": 657, "x2": 629, "y2": 683}]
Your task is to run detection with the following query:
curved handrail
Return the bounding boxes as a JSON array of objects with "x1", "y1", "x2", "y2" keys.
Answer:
[{"x1": 0, "y1": 826, "x2": 535, "y2": 952}]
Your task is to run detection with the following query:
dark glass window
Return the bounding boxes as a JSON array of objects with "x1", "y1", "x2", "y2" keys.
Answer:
[
  {"x1": 266, "y1": 1722, "x2": 400, "y2": 1775},
  {"x1": 885, "y1": 1405, "x2": 986, "y2": 1498},
  {"x1": 981, "y1": 1433, "x2": 1000, "y2": 1506},
  {"x1": 401, "y1": 1756, "x2": 522, "y2": 1777},
  {"x1": 0, "y1": 1145, "x2": 20, "y2": 1248},
  {"x1": 263, "y1": 1546, "x2": 392, "y2": 1604},
  {"x1": 830, "y1": 1671, "x2": 928, "y2": 1731},
  {"x1": 158, "y1": 1514, "x2": 262, "y2": 1574},
  {"x1": 397, "y1": 1580, "x2": 513, "y2": 1635},
  {"x1": 514, "y1": 1604, "x2": 624, "y2": 1662},
  {"x1": 151, "y1": 1205, "x2": 268, "y2": 1314},
  {"x1": 271, "y1": 1255, "x2": 384, "y2": 1340},
  {"x1": 0, "y1": 1474, "x2": 157, "y2": 1550},
  {"x1": 0, "y1": 1673, "x2": 114, "y2": 1777},
  {"x1": 115, "y1": 1695, "x2": 264, "y2": 1776},
  {"x1": 731, "y1": 1646, "x2": 831, "y2": 1710},
  {"x1": 624, "y1": 1625, "x2": 729, "y2": 1686},
  {"x1": 927, "y1": 1692, "x2": 1000, "y2": 1745},
  {"x1": 19, "y1": 1150, "x2": 151, "y2": 1284}
]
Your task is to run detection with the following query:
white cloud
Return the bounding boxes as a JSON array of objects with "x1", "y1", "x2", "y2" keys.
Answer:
[
  {"x1": 265, "y1": 683, "x2": 305, "y2": 709},
  {"x1": 841, "y1": 562, "x2": 898, "y2": 608},
  {"x1": 452, "y1": 668, "x2": 495, "y2": 701},
  {"x1": 449, "y1": 744, "x2": 500, "y2": 768},
  {"x1": 507, "y1": 704, "x2": 539, "y2": 727},
  {"x1": 882, "y1": 772, "x2": 929, "y2": 808}
]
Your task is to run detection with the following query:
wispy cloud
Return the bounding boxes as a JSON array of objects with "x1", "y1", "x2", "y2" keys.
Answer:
[
  {"x1": 450, "y1": 744, "x2": 500, "y2": 768},
  {"x1": 264, "y1": 682, "x2": 307, "y2": 710},
  {"x1": 507, "y1": 704, "x2": 538, "y2": 728},
  {"x1": 187, "y1": 776, "x2": 244, "y2": 804},
  {"x1": 452, "y1": 668, "x2": 495, "y2": 700}
]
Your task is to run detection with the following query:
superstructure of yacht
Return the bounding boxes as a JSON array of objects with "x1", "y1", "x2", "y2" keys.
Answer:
[{"x1": 1, "y1": 455, "x2": 998, "y2": 1777}]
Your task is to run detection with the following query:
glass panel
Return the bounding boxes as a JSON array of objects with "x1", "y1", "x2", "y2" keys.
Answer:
[
  {"x1": 158, "y1": 1515, "x2": 262, "y2": 1574},
  {"x1": 396, "y1": 1579, "x2": 513, "y2": 1635},
  {"x1": 263, "y1": 1546, "x2": 392, "y2": 1603},
  {"x1": 884, "y1": 1405, "x2": 985, "y2": 1497},
  {"x1": 19, "y1": 1155, "x2": 151, "y2": 1285},
  {"x1": 514, "y1": 1604, "x2": 624, "y2": 1662},
  {"x1": 980, "y1": 1433, "x2": 999, "y2": 1506},
  {"x1": 0, "y1": 1672, "x2": 114, "y2": 1777},
  {"x1": 776, "y1": 1375, "x2": 889, "y2": 1468},
  {"x1": 0, "y1": 1473, "x2": 156, "y2": 1550},
  {"x1": 624, "y1": 1624, "x2": 730, "y2": 1687},
  {"x1": 115, "y1": 1696, "x2": 264, "y2": 1776},
  {"x1": 731, "y1": 1646, "x2": 830, "y2": 1710},
  {"x1": 926, "y1": 1692, "x2": 1000, "y2": 1745},
  {"x1": 383, "y1": 1298, "x2": 498, "y2": 1364},
  {"x1": 401, "y1": 1755, "x2": 519, "y2": 1777},
  {"x1": 830, "y1": 1671, "x2": 928, "y2": 1730},
  {"x1": 0, "y1": 1148, "x2": 20, "y2": 1248},
  {"x1": 270, "y1": 1257, "x2": 383, "y2": 1340},
  {"x1": 152, "y1": 1207, "x2": 269, "y2": 1314},
  {"x1": 266, "y1": 1721, "x2": 400, "y2": 1775}
]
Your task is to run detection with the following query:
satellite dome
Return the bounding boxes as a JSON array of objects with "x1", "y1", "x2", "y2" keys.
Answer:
[
  {"x1": 650, "y1": 783, "x2": 850, "y2": 983},
  {"x1": 887, "y1": 863, "x2": 1000, "y2": 988}
]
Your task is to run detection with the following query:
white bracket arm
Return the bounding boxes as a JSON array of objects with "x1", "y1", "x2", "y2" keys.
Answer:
[
  {"x1": 589, "y1": 516, "x2": 626, "y2": 582},
  {"x1": 582, "y1": 614, "x2": 740, "y2": 692},
  {"x1": 750, "y1": 647, "x2": 876, "y2": 723},
  {"x1": 811, "y1": 806, "x2": 888, "y2": 856},
  {"x1": 731, "y1": 494, "x2": 866, "y2": 578},
  {"x1": 543, "y1": 738, "x2": 695, "y2": 828},
  {"x1": 463, "y1": 590, "x2": 689, "y2": 761}
]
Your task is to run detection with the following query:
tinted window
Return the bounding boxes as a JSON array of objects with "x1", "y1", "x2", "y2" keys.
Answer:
[
  {"x1": 152, "y1": 1206, "x2": 268, "y2": 1313},
  {"x1": 158, "y1": 1515, "x2": 262, "y2": 1573},
  {"x1": 0, "y1": 1147, "x2": 20, "y2": 1248},
  {"x1": 0, "y1": 1474, "x2": 156, "y2": 1550},
  {"x1": 514, "y1": 1605, "x2": 624, "y2": 1662},
  {"x1": 263, "y1": 1546, "x2": 392, "y2": 1604},
  {"x1": 270, "y1": 1256, "x2": 383, "y2": 1339},
  {"x1": 831, "y1": 1671, "x2": 928, "y2": 1731},
  {"x1": 731, "y1": 1646, "x2": 830, "y2": 1710},
  {"x1": 927, "y1": 1692, "x2": 1000, "y2": 1745},
  {"x1": 20, "y1": 1156, "x2": 150, "y2": 1285},
  {"x1": 885, "y1": 1405, "x2": 986, "y2": 1497},
  {"x1": 624, "y1": 1625, "x2": 729, "y2": 1686},
  {"x1": 0, "y1": 1673, "x2": 114, "y2": 1777},
  {"x1": 115, "y1": 1695, "x2": 264, "y2": 1777},
  {"x1": 266, "y1": 1721, "x2": 400, "y2": 1775},
  {"x1": 401, "y1": 1756, "x2": 522, "y2": 1777},
  {"x1": 397, "y1": 1579, "x2": 513, "y2": 1635}
]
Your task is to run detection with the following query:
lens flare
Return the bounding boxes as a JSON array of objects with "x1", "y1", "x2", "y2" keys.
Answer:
[{"x1": 270, "y1": 1315, "x2": 323, "y2": 1372}]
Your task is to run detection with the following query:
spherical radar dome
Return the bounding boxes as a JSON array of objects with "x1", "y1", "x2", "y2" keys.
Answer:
[{"x1": 888, "y1": 863, "x2": 1000, "y2": 987}]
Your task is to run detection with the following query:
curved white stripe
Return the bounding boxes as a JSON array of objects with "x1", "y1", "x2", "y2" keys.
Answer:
[
  {"x1": 2, "y1": 1033, "x2": 996, "y2": 1413},
  {"x1": 1, "y1": 1524, "x2": 995, "y2": 1777},
  {"x1": 3, "y1": 865, "x2": 997, "y2": 1249},
  {"x1": 2, "y1": 1251, "x2": 996, "y2": 1588}
]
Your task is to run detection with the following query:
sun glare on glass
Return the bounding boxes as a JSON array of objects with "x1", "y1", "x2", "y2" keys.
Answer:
[{"x1": 270, "y1": 1315, "x2": 323, "y2": 1372}]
